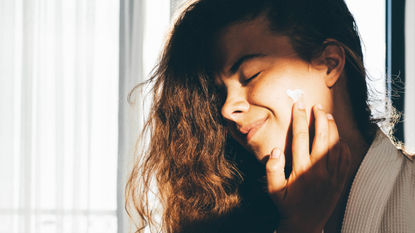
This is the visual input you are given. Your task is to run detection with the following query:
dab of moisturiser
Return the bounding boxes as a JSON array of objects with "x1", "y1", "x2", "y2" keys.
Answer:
[{"x1": 286, "y1": 89, "x2": 304, "y2": 103}]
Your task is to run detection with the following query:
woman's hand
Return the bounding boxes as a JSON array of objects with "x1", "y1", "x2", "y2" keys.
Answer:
[{"x1": 266, "y1": 100, "x2": 351, "y2": 233}]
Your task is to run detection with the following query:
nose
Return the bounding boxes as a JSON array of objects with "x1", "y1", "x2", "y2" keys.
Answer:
[{"x1": 221, "y1": 91, "x2": 250, "y2": 122}]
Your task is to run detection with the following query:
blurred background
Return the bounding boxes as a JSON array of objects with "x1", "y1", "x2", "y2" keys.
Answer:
[{"x1": 0, "y1": 0, "x2": 413, "y2": 232}]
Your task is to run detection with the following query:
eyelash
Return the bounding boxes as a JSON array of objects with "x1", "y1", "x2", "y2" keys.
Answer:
[{"x1": 243, "y1": 72, "x2": 261, "y2": 85}]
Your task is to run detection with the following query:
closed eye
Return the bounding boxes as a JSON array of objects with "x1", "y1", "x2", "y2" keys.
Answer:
[{"x1": 243, "y1": 72, "x2": 261, "y2": 85}]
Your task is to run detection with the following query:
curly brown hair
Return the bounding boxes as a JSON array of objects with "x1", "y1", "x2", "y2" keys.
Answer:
[{"x1": 125, "y1": 0, "x2": 382, "y2": 232}]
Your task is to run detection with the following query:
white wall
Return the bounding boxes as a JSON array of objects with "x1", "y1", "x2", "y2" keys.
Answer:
[{"x1": 345, "y1": 0, "x2": 386, "y2": 120}]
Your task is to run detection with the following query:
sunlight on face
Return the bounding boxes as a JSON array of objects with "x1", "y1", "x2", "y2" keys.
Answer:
[{"x1": 214, "y1": 18, "x2": 332, "y2": 163}]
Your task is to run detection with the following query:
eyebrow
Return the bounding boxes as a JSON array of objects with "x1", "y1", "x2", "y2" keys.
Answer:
[{"x1": 228, "y1": 53, "x2": 267, "y2": 76}]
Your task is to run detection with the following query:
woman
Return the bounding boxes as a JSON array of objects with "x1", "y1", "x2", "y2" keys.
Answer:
[{"x1": 126, "y1": 0, "x2": 415, "y2": 232}]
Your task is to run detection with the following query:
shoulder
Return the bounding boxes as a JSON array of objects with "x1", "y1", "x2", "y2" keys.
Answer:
[
  {"x1": 393, "y1": 137, "x2": 415, "y2": 177},
  {"x1": 342, "y1": 130, "x2": 415, "y2": 232},
  {"x1": 363, "y1": 130, "x2": 414, "y2": 202},
  {"x1": 374, "y1": 129, "x2": 414, "y2": 166},
  {"x1": 378, "y1": 134, "x2": 415, "y2": 231},
  {"x1": 381, "y1": 132, "x2": 415, "y2": 183},
  {"x1": 394, "y1": 148, "x2": 414, "y2": 192}
]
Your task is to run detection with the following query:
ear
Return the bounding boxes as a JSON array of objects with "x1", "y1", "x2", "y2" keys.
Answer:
[{"x1": 320, "y1": 41, "x2": 346, "y2": 88}]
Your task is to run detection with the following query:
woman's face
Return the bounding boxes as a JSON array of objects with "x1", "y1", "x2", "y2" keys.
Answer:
[{"x1": 214, "y1": 18, "x2": 332, "y2": 163}]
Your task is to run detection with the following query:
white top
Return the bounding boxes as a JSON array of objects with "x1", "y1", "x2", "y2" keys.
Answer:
[{"x1": 341, "y1": 130, "x2": 415, "y2": 232}]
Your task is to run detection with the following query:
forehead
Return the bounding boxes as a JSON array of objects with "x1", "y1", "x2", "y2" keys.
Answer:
[{"x1": 213, "y1": 17, "x2": 296, "y2": 76}]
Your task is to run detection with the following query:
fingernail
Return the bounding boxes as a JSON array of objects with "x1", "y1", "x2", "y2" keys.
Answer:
[
  {"x1": 326, "y1": 113, "x2": 334, "y2": 120},
  {"x1": 271, "y1": 148, "x2": 281, "y2": 159},
  {"x1": 297, "y1": 101, "x2": 305, "y2": 110},
  {"x1": 316, "y1": 104, "x2": 323, "y2": 110}
]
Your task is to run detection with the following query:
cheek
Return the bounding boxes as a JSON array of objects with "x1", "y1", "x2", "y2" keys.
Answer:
[
  {"x1": 248, "y1": 78, "x2": 295, "y2": 118},
  {"x1": 248, "y1": 80, "x2": 295, "y2": 152}
]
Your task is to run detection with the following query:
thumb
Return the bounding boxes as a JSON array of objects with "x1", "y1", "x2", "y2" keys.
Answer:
[{"x1": 266, "y1": 148, "x2": 287, "y2": 202}]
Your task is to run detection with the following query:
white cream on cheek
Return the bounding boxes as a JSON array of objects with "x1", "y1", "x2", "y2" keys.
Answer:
[{"x1": 286, "y1": 89, "x2": 304, "y2": 103}]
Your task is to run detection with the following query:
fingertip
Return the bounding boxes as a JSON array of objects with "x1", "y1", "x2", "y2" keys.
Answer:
[
  {"x1": 297, "y1": 101, "x2": 305, "y2": 110},
  {"x1": 293, "y1": 94, "x2": 305, "y2": 110},
  {"x1": 266, "y1": 148, "x2": 287, "y2": 202},
  {"x1": 266, "y1": 148, "x2": 285, "y2": 173},
  {"x1": 270, "y1": 148, "x2": 282, "y2": 159}
]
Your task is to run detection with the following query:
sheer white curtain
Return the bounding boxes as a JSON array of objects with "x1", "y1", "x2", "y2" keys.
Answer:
[
  {"x1": 118, "y1": 0, "x2": 172, "y2": 231},
  {"x1": 0, "y1": 0, "x2": 119, "y2": 232}
]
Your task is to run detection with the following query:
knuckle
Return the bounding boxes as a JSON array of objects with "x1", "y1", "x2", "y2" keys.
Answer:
[
  {"x1": 266, "y1": 162, "x2": 281, "y2": 174},
  {"x1": 318, "y1": 132, "x2": 329, "y2": 142},
  {"x1": 295, "y1": 131, "x2": 309, "y2": 140}
]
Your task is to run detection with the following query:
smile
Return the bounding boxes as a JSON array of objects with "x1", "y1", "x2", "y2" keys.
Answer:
[{"x1": 240, "y1": 116, "x2": 268, "y2": 142}]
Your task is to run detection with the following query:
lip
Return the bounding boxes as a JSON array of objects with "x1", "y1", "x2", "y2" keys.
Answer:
[{"x1": 239, "y1": 116, "x2": 268, "y2": 142}]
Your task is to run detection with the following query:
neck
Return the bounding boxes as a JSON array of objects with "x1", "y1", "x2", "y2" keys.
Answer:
[
  {"x1": 324, "y1": 80, "x2": 375, "y2": 232},
  {"x1": 334, "y1": 102, "x2": 371, "y2": 188},
  {"x1": 325, "y1": 105, "x2": 372, "y2": 233},
  {"x1": 330, "y1": 77, "x2": 373, "y2": 181}
]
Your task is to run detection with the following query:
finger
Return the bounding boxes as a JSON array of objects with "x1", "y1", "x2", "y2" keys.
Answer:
[
  {"x1": 266, "y1": 148, "x2": 287, "y2": 202},
  {"x1": 291, "y1": 95, "x2": 311, "y2": 174},
  {"x1": 327, "y1": 113, "x2": 340, "y2": 175},
  {"x1": 336, "y1": 140, "x2": 351, "y2": 184},
  {"x1": 310, "y1": 104, "x2": 329, "y2": 168}
]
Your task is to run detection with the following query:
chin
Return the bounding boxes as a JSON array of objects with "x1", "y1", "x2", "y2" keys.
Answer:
[
  {"x1": 252, "y1": 133, "x2": 292, "y2": 165},
  {"x1": 253, "y1": 143, "x2": 281, "y2": 164}
]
